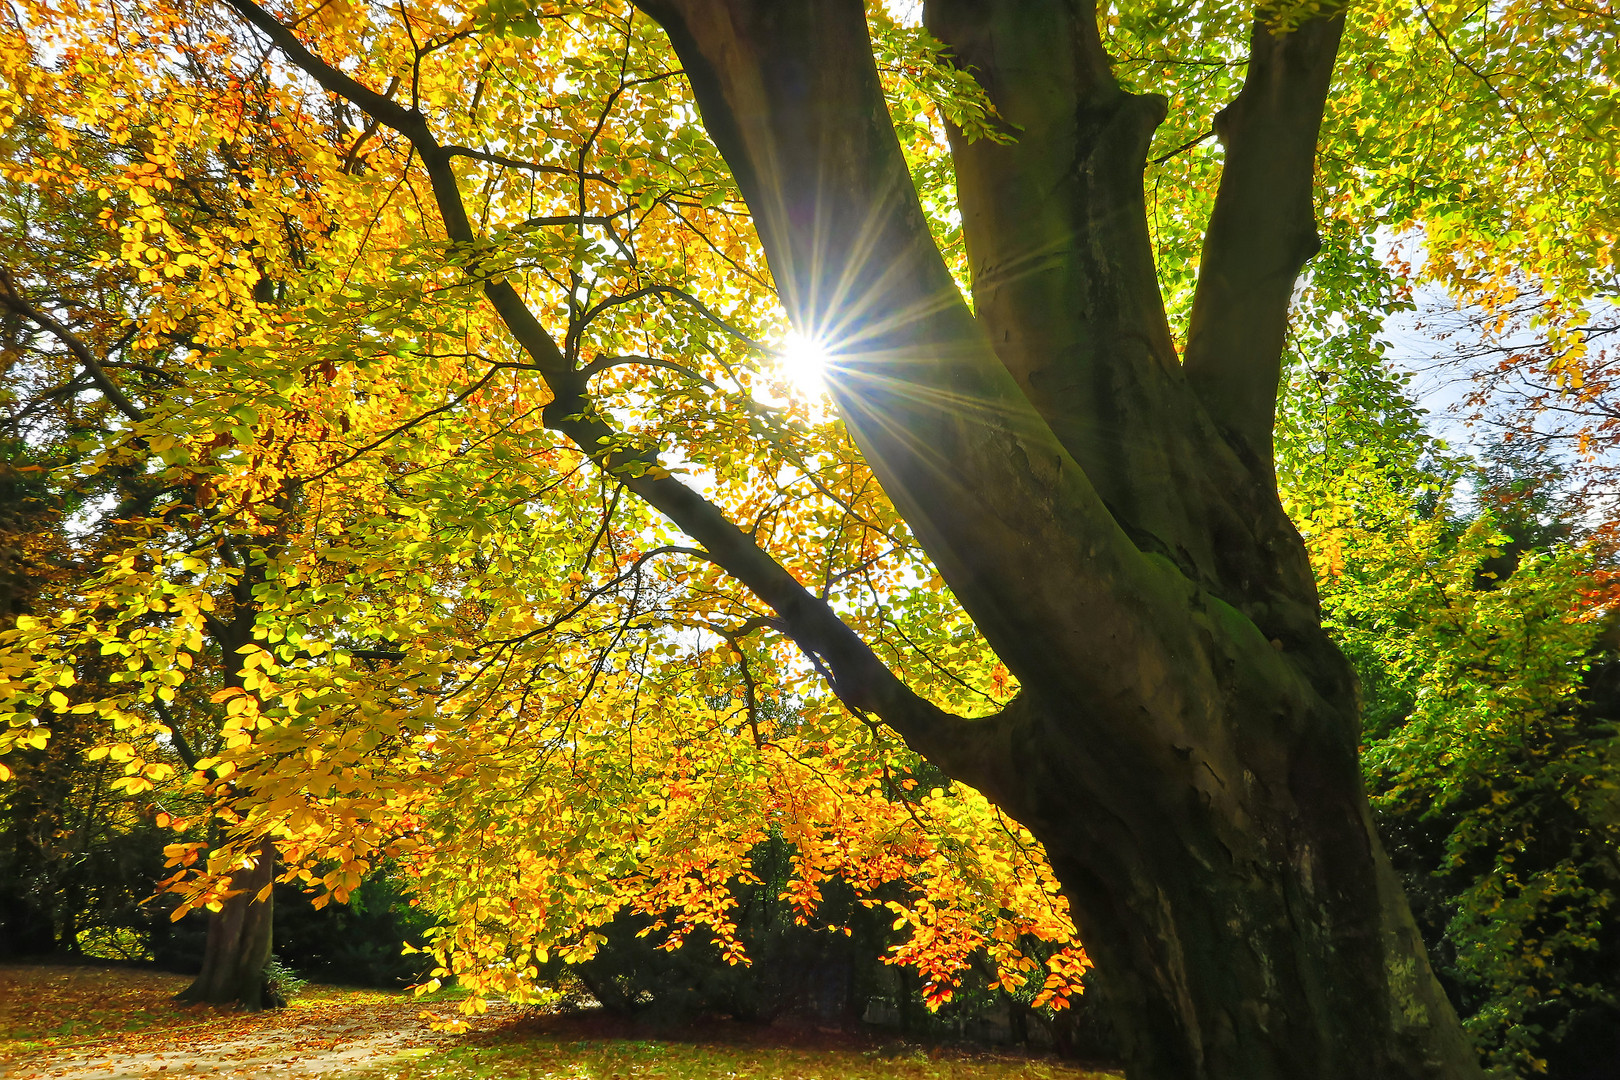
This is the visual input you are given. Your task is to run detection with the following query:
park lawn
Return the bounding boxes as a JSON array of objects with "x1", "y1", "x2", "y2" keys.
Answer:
[
  {"x1": 0, "y1": 964, "x2": 1118, "y2": 1080},
  {"x1": 369, "y1": 1022, "x2": 1118, "y2": 1080}
]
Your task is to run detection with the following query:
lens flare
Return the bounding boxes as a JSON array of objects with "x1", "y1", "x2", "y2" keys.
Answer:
[{"x1": 776, "y1": 329, "x2": 830, "y2": 399}]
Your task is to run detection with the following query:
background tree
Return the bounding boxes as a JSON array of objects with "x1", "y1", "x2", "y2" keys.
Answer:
[
  {"x1": 0, "y1": 1, "x2": 375, "y2": 1004},
  {"x1": 0, "y1": 80, "x2": 196, "y2": 960}
]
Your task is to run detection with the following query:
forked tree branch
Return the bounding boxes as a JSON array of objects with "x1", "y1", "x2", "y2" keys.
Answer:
[{"x1": 925, "y1": 0, "x2": 1216, "y2": 574}]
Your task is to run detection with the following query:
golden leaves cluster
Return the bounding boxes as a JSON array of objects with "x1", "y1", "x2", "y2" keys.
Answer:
[{"x1": 1, "y1": 0, "x2": 1084, "y2": 1013}]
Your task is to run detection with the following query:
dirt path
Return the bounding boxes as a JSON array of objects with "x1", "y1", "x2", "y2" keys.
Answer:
[{"x1": 0, "y1": 966, "x2": 518, "y2": 1080}]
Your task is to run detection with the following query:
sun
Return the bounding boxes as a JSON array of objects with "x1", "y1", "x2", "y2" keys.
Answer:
[{"x1": 775, "y1": 329, "x2": 831, "y2": 399}]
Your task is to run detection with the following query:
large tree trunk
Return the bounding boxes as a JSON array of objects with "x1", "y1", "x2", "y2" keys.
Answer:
[
  {"x1": 1000, "y1": 690, "x2": 1474, "y2": 1078},
  {"x1": 176, "y1": 836, "x2": 279, "y2": 1010}
]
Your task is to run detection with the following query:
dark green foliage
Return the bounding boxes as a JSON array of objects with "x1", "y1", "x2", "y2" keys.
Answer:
[
  {"x1": 1277, "y1": 218, "x2": 1620, "y2": 1080},
  {"x1": 563, "y1": 835, "x2": 890, "y2": 1027},
  {"x1": 558, "y1": 834, "x2": 1112, "y2": 1059},
  {"x1": 1297, "y1": 432, "x2": 1619, "y2": 1075},
  {"x1": 1364, "y1": 599, "x2": 1620, "y2": 1080},
  {"x1": 0, "y1": 731, "x2": 172, "y2": 960},
  {"x1": 271, "y1": 869, "x2": 438, "y2": 988},
  {"x1": 149, "y1": 898, "x2": 209, "y2": 973},
  {"x1": 1354, "y1": 471, "x2": 1618, "y2": 1078}
]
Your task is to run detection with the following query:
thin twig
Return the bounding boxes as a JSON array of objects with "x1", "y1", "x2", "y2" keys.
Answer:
[{"x1": 1151, "y1": 128, "x2": 1215, "y2": 165}]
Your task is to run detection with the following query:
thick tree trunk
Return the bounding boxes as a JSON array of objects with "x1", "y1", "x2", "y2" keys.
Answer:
[
  {"x1": 176, "y1": 836, "x2": 279, "y2": 1010},
  {"x1": 990, "y1": 687, "x2": 1476, "y2": 1079}
]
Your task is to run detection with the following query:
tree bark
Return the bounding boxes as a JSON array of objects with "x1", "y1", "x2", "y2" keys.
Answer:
[
  {"x1": 177, "y1": 533, "x2": 284, "y2": 1009},
  {"x1": 177, "y1": 836, "x2": 279, "y2": 1010}
]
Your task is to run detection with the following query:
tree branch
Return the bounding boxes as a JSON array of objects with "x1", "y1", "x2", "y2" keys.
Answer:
[
  {"x1": 1182, "y1": 7, "x2": 1346, "y2": 473},
  {"x1": 152, "y1": 699, "x2": 201, "y2": 771},
  {"x1": 579, "y1": 352, "x2": 721, "y2": 388},
  {"x1": 926, "y1": 0, "x2": 1220, "y2": 574},
  {"x1": 441, "y1": 145, "x2": 617, "y2": 187},
  {"x1": 578, "y1": 282, "x2": 770, "y2": 352},
  {"x1": 516, "y1": 212, "x2": 628, "y2": 231},
  {"x1": 0, "y1": 269, "x2": 146, "y2": 423},
  {"x1": 1150, "y1": 128, "x2": 1215, "y2": 164}
]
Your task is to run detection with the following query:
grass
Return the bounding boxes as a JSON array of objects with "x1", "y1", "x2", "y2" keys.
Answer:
[
  {"x1": 365, "y1": 1018, "x2": 1116, "y2": 1080},
  {"x1": 371, "y1": 1043, "x2": 1103, "y2": 1080}
]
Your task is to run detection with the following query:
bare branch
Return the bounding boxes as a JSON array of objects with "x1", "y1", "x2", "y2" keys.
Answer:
[
  {"x1": 516, "y1": 212, "x2": 628, "y2": 230},
  {"x1": 441, "y1": 145, "x2": 618, "y2": 187},
  {"x1": 1150, "y1": 128, "x2": 1215, "y2": 165},
  {"x1": 0, "y1": 269, "x2": 146, "y2": 423},
  {"x1": 579, "y1": 352, "x2": 721, "y2": 387}
]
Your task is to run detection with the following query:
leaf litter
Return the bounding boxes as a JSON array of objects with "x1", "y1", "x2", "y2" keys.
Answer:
[
  {"x1": 0, "y1": 965, "x2": 1118, "y2": 1080},
  {"x1": 0, "y1": 965, "x2": 515, "y2": 1079}
]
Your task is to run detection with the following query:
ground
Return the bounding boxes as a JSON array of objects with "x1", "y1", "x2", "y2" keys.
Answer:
[
  {"x1": 0, "y1": 965, "x2": 505, "y2": 1079},
  {"x1": 0, "y1": 965, "x2": 1118, "y2": 1080}
]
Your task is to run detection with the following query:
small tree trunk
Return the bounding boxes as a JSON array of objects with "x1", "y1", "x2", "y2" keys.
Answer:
[{"x1": 176, "y1": 836, "x2": 279, "y2": 1010}]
